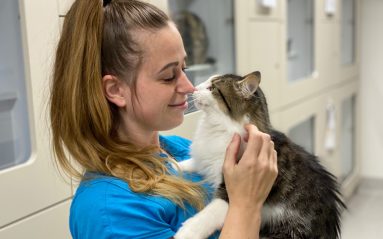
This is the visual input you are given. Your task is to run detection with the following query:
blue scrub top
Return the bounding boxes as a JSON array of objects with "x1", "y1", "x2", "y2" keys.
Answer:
[{"x1": 69, "y1": 135, "x2": 219, "y2": 239}]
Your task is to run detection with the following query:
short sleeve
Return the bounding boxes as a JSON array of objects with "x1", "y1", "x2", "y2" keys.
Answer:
[
  {"x1": 70, "y1": 178, "x2": 188, "y2": 239},
  {"x1": 105, "y1": 182, "x2": 177, "y2": 238}
]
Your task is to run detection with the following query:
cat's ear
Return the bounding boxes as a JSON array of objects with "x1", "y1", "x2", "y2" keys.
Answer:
[{"x1": 238, "y1": 71, "x2": 261, "y2": 98}]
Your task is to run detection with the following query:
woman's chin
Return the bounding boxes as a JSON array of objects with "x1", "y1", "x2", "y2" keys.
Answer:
[{"x1": 160, "y1": 115, "x2": 184, "y2": 132}]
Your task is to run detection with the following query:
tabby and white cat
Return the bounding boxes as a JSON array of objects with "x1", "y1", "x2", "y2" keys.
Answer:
[{"x1": 175, "y1": 71, "x2": 346, "y2": 239}]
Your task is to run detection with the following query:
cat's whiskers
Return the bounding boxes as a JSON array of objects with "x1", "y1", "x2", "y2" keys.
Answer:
[{"x1": 188, "y1": 97, "x2": 198, "y2": 103}]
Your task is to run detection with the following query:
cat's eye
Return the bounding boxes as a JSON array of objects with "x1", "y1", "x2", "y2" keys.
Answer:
[{"x1": 207, "y1": 85, "x2": 215, "y2": 91}]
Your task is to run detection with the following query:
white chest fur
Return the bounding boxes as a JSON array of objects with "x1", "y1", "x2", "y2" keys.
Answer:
[{"x1": 190, "y1": 114, "x2": 246, "y2": 188}]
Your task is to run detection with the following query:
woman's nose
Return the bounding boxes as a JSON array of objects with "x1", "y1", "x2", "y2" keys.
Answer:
[{"x1": 177, "y1": 72, "x2": 196, "y2": 94}]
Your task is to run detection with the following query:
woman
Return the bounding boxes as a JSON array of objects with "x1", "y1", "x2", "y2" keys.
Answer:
[{"x1": 50, "y1": 0, "x2": 278, "y2": 238}]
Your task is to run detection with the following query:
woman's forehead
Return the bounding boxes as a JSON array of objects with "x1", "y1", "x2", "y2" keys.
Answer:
[{"x1": 138, "y1": 24, "x2": 186, "y2": 70}]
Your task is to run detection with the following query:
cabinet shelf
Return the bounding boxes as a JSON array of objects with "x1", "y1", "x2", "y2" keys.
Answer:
[{"x1": 0, "y1": 92, "x2": 17, "y2": 112}]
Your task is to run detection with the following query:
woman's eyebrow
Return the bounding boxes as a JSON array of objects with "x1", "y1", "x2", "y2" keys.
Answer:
[
  {"x1": 158, "y1": 61, "x2": 178, "y2": 74},
  {"x1": 157, "y1": 56, "x2": 188, "y2": 74}
]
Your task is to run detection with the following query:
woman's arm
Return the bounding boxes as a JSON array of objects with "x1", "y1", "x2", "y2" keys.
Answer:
[{"x1": 220, "y1": 124, "x2": 278, "y2": 239}]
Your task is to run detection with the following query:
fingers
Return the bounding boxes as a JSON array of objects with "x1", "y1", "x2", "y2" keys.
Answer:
[
  {"x1": 243, "y1": 124, "x2": 259, "y2": 143},
  {"x1": 268, "y1": 141, "x2": 278, "y2": 176},
  {"x1": 265, "y1": 135, "x2": 278, "y2": 177},
  {"x1": 242, "y1": 125, "x2": 261, "y2": 159},
  {"x1": 225, "y1": 124, "x2": 277, "y2": 175},
  {"x1": 269, "y1": 141, "x2": 277, "y2": 162},
  {"x1": 224, "y1": 133, "x2": 241, "y2": 171},
  {"x1": 273, "y1": 149, "x2": 278, "y2": 173},
  {"x1": 242, "y1": 124, "x2": 271, "y2": 164},
  {"x1": 259, "y1": 133, "x2": 272, "y2": 157},
  {"x1": 268, "y1": 140, "x2": 274, "y2": 157}
]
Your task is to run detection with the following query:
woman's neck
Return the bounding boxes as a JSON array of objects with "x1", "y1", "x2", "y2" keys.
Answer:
[{"x1": 117, "y1": 123, "x2": 160, "y2": 147}]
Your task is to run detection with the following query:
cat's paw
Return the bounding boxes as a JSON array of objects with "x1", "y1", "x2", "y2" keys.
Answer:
[
  {"x1": 175, "y1": 198, "x2": 227, "y2": 239},
  {"x1": 174, "y1": 226, "x2": 200, "y2": 239},
  {"x1": 177, "y1": 158, "x2": 197, "y2": 172},
  {"x1": 174, "y1": 217, "x2": 207, "y2": 239}
]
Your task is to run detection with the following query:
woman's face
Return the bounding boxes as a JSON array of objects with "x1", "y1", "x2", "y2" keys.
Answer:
[{"x1": 123, "y1": 22, "x2": 194, "y2": 133}]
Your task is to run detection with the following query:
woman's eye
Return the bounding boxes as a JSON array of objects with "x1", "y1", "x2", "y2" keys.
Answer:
[
  {"x1": 163, "y1": 75, "x2": 176, "y2": 82},
  {"x1": 163, "y1": 66, "x2": 187, "y2": 82}
]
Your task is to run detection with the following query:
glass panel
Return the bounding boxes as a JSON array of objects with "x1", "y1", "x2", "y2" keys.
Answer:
[
  {"x1": 341, "y1": 0, "x2": 356, "y2": 65},
  {"x1": 288, "y1": 116, "x2": 315, "y2": 154},
  {"x1": 287, "y1": 0, "x2": 315, "y2": 82},
  {"x1": 340, "y1": 96, "x2": 356, "y2": 181},
  {"x1": 168, "y1": 0, "x2": 235, "y2": 113},
  {"x1": 0, "y1": 0, "x2": 31, "y2": 170}
]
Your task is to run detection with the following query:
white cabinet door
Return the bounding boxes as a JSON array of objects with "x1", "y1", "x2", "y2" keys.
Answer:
[{"x1": 0, "y1": 0, "x2": 71, "y2": 233}]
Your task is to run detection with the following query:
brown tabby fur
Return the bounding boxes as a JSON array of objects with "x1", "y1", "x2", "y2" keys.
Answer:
[{"x1": 211, "y1": 71, "x2": 346, "y2": 239}]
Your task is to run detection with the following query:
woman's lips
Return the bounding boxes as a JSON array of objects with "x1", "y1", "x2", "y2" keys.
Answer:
[{"x1": 169, "y1": 101, "x2": 188, "y2": 109}]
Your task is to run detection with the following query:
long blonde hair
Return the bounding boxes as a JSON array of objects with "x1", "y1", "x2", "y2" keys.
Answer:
[{"x1": 50, "y1": 0, "x2": 205, "y2": 209}]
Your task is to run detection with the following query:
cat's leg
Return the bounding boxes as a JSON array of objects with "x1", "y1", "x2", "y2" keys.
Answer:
[
  {"x1": 177, "y1": 158, "x2": 198, "y2": 172},
  {"x1": 174, "y1": 198, "x2": 229, "y2": 239}
]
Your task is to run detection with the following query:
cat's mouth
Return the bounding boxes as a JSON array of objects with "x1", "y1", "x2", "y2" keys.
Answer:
[{"x1": 191, "y1": 92, "x2": 207, "y2": 110}]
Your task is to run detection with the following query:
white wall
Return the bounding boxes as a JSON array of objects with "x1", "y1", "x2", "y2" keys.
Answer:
[{"x1": 360, "y1": 0, "x2": 383, "y2": 179}]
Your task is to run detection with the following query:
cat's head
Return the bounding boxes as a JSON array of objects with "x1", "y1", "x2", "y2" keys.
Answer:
[{"x1": 192, "y1": 71, "x2": 271, "y2": 132}]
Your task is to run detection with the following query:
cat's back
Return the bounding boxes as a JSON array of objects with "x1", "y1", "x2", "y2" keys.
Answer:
[
  {"x1": 270, "y1": 129, "x2": 336, "y2": 183},
  {"x1": 264, "y1": 129, "x2": 345, "y2": 239}
]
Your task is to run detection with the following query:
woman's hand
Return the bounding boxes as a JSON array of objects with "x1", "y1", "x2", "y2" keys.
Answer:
[
  {"x1": 224, "y1": 124, "x2": 278, "y2": 208},
  {"x1": 219, "y1": 124, "x2": 278, "y2": 239}
]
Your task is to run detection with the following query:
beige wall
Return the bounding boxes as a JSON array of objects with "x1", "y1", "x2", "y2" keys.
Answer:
[{"x1": 360, "y1": 0, "x2": 383, "y2": 179}]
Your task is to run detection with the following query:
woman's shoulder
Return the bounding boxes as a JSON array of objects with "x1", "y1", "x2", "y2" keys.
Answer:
[{"x1": 70, "y1": 174, "x2": 183, "y2": 238}]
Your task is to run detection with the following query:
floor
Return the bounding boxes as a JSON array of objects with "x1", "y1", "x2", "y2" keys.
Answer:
[{"x1": 341, "y1": 178, "x2": 383, "y2": 239}]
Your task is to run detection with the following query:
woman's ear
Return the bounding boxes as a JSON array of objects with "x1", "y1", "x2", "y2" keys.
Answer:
[{"x1": 102, "y1": 75, "x2": 130, "y2": 107}]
